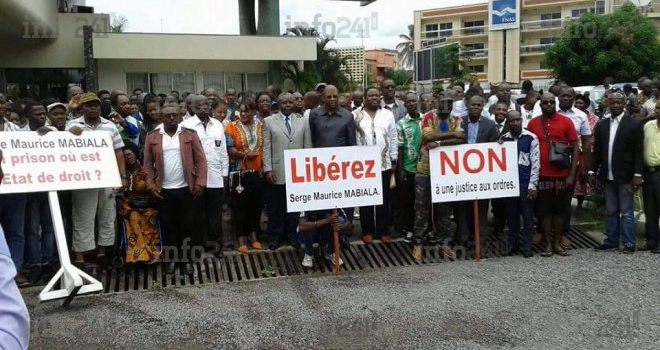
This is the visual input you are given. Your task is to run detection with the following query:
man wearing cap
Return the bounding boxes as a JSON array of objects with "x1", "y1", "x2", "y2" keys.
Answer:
[
  {"x1": 66, "y1": 92, "x2": 128, "y2": 267},
  {"x1": 46, "y1": 102, "x2": 67, "y2": 131}
]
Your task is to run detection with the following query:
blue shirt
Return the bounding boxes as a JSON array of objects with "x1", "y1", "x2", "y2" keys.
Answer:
[
  {"x1": 467, "y1": 119, "x2": 479, "y2": 144},
  {"x1": 0, "y1": 227, "x2": 30, "y2": 350}
]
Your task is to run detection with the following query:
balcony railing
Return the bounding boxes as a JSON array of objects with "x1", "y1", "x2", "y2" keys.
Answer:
[
  {"x1": 460, "y1": 48, "x2": 488, "y2": 58},
  {"x1": 421, "y1": 24, "x2": 489, "y2": 41},
  {"x1": 520, "y1": 44, "x2": 553, "y2": 54},
  {"x1": 520, "y1": 19, "x2": 565, "y2": 31}
]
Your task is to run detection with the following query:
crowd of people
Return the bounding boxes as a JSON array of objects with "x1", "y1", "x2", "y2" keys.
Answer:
[{"x1": 0, "y1": 75, "x2": 659, "y2": 288}]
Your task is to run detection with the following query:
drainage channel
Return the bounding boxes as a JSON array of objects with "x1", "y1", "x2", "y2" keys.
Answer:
[{"x1": 92, "y1": 227, "x2": 600, "y2": 294}]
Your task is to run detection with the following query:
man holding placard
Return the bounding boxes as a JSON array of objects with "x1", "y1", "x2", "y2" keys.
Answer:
[{"x1": 66, "y1": 92, "x2": 128, "y2": 268}]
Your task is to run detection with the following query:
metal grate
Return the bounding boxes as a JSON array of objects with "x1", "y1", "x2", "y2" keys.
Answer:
[{"x1": 91, "y1": 227, "x2": 600, "y2": 294}]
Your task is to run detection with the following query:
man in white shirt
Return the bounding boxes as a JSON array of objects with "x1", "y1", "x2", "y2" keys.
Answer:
[
  {"x1": 484, "y1": 82, "x2": 519, "y2": 117},
  {"x1": 0, "y1": 150, "x2": 30, "y2": 350},
  {"x1": 354, "y1": 87, "x2": 398, "y2": 244},
  {"x1": 180, "y1": 95, "x2": 229, "y2": 258},
  {"x1": 520, "y1": 90, "x2": 540, "y2": 129}
]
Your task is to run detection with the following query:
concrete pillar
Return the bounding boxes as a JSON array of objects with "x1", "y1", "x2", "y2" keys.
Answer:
[
  {"x1": 238, "y1": 0, "x2": 257, "y2": 35},
  {"x1": 257, "y1": 0, "x2": 280, "y2": 36},
  {"x1": 83, "y1": 25, "x2": 97, "y2": 92}
]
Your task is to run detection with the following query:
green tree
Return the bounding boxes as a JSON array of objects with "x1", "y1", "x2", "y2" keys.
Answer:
[
  {"x1": 313, "y1": 37, "x2": 353, "y2": 91},
  {"x1": 384, "y1": 69, "x2": 412, "y2": 87},
  {"x1": 283, "y1": 25, "x2": 321, "y2": 38},
  {"x1": 433, "y1": 44, "x2": 477, "y2": 87},
  {"x1": 111, "y1": 15, "x2": 128, "y2": 33},
  {"x1": 396, "y1": 24, "x2": 414, "y2": 68},
  {"x1": 281, "y1": 63, "x2": 321, "y2": 92},
  {"x1": 543, "y1": 3, "x2": 660, "y2": 86}
]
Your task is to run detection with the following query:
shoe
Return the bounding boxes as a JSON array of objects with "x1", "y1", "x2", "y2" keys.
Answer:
[
  {"x1": 28, "y1": 265, "x2": 43, "y2": 285},
  {"x1": 426, "y1": 232, "x2": 439, "y2": 244},
  {"x1": 381, "y1": 235, "x2": 392, "y2": 244},
  {"x1": 506, "y1": 247, "x2": 520, "y2": 257},
  {"x1": 302, "y1": 254, "x2": 314, "y2": 268},
  {"x1": 165, "y1": 262, "x2": 176, "y2": 274},
  {"x1": 652, "y1": 247, "x2": 660, "y2": 254},
  {"x1": 290, "y1": 241, "x2": 302, "y2": 250},
  {"x1": 340, "y1": 236, "x2": 350, "y2": 249},
  {"x1": 237, "y1": 245, "x2": 249, "y2": 254},
  {"x1": 622, "y1": 246, "x2": 636, "y2": 254},
  {"x1": 15, "y1": 273, "x2": 30, "y2": 288},
  {"x1": 185, "y1": 263, "x2": 194, "y2": 275},
  {"x1": 412, "y1": 245, "x2": 423, "y2": 261},
  {"x1": 403, "y1": 232, "x2": 413, "y2": 243},
  {"x1": 268, "y1": 241, "x2": 281, "y2": 251},
  {"x1": 522, "y1": 250, "x2": 533, "y2": 258},
  {"x1": 325, "y1": 253, "x2": 344, "y2": 266},
  {"x1": 362, "y1": 234, "x2": 373, "y2": 244},
  {"x1": 251, "y1": 241, "x2": 263, "y2": 250},
  {"x1": 595, "y1": 243, "x2": 618, "y2": 252},
  {"x1": 439, "y1": 245, "x2": 455, "y2": 259}
]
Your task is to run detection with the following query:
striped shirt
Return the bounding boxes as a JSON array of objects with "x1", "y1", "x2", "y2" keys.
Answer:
[{"x1": 66, "y1": 116, "x2": 125, "y2": 150}]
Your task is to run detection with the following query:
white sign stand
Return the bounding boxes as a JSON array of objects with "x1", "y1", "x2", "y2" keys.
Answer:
[{"x1": 39, "y1": 191, "x2": 103, "y2": 306}]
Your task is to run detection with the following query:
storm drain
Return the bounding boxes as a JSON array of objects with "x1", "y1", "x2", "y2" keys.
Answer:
[{"x1": 93, "y1": 227, "x2": 600, "y2": 294}]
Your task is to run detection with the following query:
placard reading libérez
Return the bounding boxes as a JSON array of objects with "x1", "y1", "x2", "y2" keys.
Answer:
[
  {"x1": 429, "y1": 142, "x2": 520, "y2": 203},
  {"x1": 284, "y1": 146, "x2": 383, "y2": 212},
  {"x1": 0, "y1": 132, "x2": 121, "y2": 194}
]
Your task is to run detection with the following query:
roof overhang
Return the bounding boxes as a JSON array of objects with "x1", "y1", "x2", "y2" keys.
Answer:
[{"x1": 93, "y1": 33, "x2": 317, "y2": 61}]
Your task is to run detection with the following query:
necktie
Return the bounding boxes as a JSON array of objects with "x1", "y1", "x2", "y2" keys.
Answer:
[{"x1": 285, "y1": 116, "x2": 291, "y2": 135}]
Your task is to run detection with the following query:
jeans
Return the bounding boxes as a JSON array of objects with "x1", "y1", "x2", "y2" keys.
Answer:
[
  {"x1": 24, "y1": 192, "x2": 55, "y2": 266},
  {"x1": 302, "y1": 225, "x2": 338, "y2": 256},
  {"x1": 266, "y1": 184, "x2": 301, "y2": 245},
  {"x1": 603, "y1": 181, "x2": 636, "y2": 247},
  {"x1": 506, "y1": 191, "x2": 534, "y2": 253},
  {"x1": 0, "y1": 194, "x2": 27, "y2": 270}
]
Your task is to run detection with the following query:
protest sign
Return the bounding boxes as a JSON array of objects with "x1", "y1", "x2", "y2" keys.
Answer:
[
  {"x1": 429, "y1": 142, "x2": 520, "y2": 203},
  {"x1": 284, "y1": 146, "x2": 383, "y2": 212},
  {"x1": 0, "y1": 131, "x2": 121, "y2": 194}
]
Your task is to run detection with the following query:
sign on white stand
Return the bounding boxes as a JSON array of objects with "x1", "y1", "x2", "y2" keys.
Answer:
[{"x1": 0, "y1": 132, "x2": 121, "y2": 305}]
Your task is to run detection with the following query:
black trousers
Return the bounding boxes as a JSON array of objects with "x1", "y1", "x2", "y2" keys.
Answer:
[
  {"x1": 643, "y1": 170, "x2": 660, "y2": 248},
  {"x1": 395, "y1": 170, "x2": 416, "y2": 234},
  {"x1": 231, "y1": 172, "x2": 264, "y2": 238},
  {"x1": 360, "y1": 170, "x2": 392, "y2": 238},
  {"x1": 159, "y1": 187, "x2": 202, "y2": 262},
  {"x1": 266, "y1": 184, "x2": 300, "y2": 244},
  {"x1": 491, "y1": 198, "x2": 507, "y2": 232},
  {"x1": 203, "y1": 187, "x2": 224, "y2": 249}
]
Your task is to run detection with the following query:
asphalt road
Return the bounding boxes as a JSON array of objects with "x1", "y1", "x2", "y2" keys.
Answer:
[{"x1": 24, "y1": 249, "x2": 659, "y2": 350}]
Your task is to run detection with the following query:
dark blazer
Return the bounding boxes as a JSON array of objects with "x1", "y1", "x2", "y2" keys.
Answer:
[
  {"x1": 591, "y1": 112, "x2": 643, "y2": 183},
  {"x1": 461, "y1": 115, "x2": 499, "y2": 143},
  {"x1": 308, "y1": 106, "x2": 357, "y2": 147}
]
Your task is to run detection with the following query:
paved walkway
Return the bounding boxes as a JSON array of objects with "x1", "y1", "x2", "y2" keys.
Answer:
[{"x1": 25, "y1": 249, "x2": 659, "y2": 350}]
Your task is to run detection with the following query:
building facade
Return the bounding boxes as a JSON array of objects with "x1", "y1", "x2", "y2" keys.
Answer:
[
  {"x1": 335, "y1": 46, "x2": 365, "y2": 84},
  {"x1": 364, "y1": 49, "x2": 399, "y2": 85},
  {"x1": 413, "y1": 0, "x2": 660, "y2": 90},
  {"x1": 0, "y1": 0, "x2": 317, "y2": 102}
]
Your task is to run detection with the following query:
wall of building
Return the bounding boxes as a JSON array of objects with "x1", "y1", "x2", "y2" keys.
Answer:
[
  {"x1": 96, "y1": 59, "x2": 269, "y2": 93},
  {"x1": 0, "y1": 13, "x2": 109, "y2": 68}
]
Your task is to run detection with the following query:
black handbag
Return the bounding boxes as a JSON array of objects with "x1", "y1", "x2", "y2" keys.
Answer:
[{"x1": 541, "y1": 116, "x2": 572, "y2": 169}]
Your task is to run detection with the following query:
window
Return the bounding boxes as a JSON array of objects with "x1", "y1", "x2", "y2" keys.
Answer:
[
  {"x1": 540, "y1": 13, "x2": 562, "y2": 28},
  {"x1": 172, "y1": 72, "x2": 195, "y2": 95},
  {"x1": 571, "y1": 8, "x2": 589, "y2": 18},
  {"x1": 425, "y1": 24, "x2": 438, "y2": 38},
  {"x1": 439, "y1": 23, "x2": 453, "y2": 38},
  {"x1": 540, "y1": 37, "x2": 558, "y2": 45},
  {"x1": 203, "y1": 73, "x2": 225, "y2": 92},
  {"x1": 463, "y1": 43, "x2": 485, "y2": 56},
  {"x1": 225, "y1": 73, "x2": 244, "y2": 91},
  {"x1": 464, "y1": 43, "x2": 485, "y2": 50},
  {"x1": 467, "y1": 65, "x2": 485, "y2": 73},
  {"x1": 246, "y1": 73, "x2": 268, "y2": 91},
  {"x1": 149, "y1": 73, "x2": 172, "y2": 95},
  {"x1": 463, "y1": 20, "x2": 485, "y2": 35},
  {"x1": 595, "y1": 1, "x2": 605, "y2": 15},
  {"x1": 126, "y1": 73, "x2": 148, "y2": 95}
]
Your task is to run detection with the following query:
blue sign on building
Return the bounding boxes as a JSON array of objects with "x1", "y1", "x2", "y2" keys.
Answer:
[{"x1": 490, "y1": 0, "x2": 519, "y2": 30}]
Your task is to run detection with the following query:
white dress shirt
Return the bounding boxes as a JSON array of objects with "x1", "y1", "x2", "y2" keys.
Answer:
[
  {"x1": 158, "y1": 124, "x2": 187, "y2": 189},
  {"x1": 607, "y1": 113, "x2": 624, "y2": 181},
  {"x1": 353, "y1": 107, "x2": 398, "y2": 171},
  {"x1": 180, "y1": 115, "x2": 229, "y2": 188},
  {"x1": 0, "y1": 227, "x2": 30, "y2": 350},
  {"x1": 558, "y1": 106, "x2": 591, "y2": 136}
]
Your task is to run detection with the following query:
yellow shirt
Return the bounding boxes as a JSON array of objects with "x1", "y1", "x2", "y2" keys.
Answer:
[{"x1": 643, "y1": 120, "x2": 660, "y2": 167}]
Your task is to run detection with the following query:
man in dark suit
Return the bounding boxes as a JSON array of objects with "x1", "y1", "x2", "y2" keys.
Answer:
[
  {"x1": 456, "y1": 96, "x2": 498, "y2": 246},
  {"x1": 590, "y1": 92, "x2": 644, "y2": 254},
  {"x1": 492, "y1": 101, "x2": 511, "y2": 235}
]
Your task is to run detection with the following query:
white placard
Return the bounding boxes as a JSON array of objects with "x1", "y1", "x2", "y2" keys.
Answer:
[
  {"x1": 284, "y1": 146, "x2": 383, "y2": 212},
  {"x1": 0, "y1": 131, "x2": 121, "y2": 194},
  {"x1": 429, "y1": 142, "x2": 520, "y2": 203}
]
